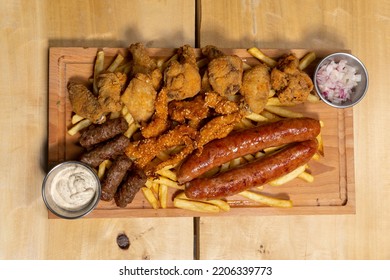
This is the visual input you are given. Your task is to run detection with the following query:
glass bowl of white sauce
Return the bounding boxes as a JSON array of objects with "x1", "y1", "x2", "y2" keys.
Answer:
[{"x1": 42, "y1": 161, "x2": 101, "y2": 219}]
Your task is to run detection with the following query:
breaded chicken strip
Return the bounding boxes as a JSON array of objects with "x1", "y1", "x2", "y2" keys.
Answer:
[
  {"x1": 168, "y1": 95, "x2": 210, "y2": 128},
  {"x1": 141, "y1": 88, "x2": 170, "y2": 138},
  {"x1": 271, "y1": 54, "x2": 313, "y2": 104},
  {"x1": 240, "y1": 63, "x2": 270, "y2": 114},
  {"x1": 196, "y1": 112, "x2": 243, "y2": 153},
  {"x1": 126, "y1": 125, "x2": 198, "y2": 174},
  {"x1": 202, "y1": 45, "x2": 243, "y2": 96}
]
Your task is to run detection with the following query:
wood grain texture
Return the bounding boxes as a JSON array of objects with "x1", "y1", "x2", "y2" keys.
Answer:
[
  {"x1": 198, "y1": 0, "x2": 390, "y2": 260},
  {"x1": 0, "y1": 0, "x2": 195, "y2": 260}
]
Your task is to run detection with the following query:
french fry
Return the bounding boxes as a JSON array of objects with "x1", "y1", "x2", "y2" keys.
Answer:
[
  {"x1": 219, "y1": 162, "x2": 230, "y2": 173},
  {"x1": 174, "y1": 192, "x2": 230, "y2": 212},
  {"x1": 266, "y1": 97, "x2": 295, "y2": 107},
  {"x1": 243, "y1": 62, "x2": 252, "y2": 71},
  {"x1": 124, "y1": 122, "x2": 140, "y2": 138},
  {"x1": 71, "y1": 114, "x2": 85, "y2": 124},
  {"x1": 107, "y1": 53, "x2": 124, "y2": 73},
  {"x1": 247, "y1": 47, "x2": 277, "y2": 67},
  {"x1": 173, "y1": 198, "x2": 220, "y2": 213},
  {"x1": 97, "y1": 159, "x2": 112, "y2": 179},
  {"x1": 156, "y1": 151, "x2": 170, "y2": 161},
  {"x1": 153, "y1": 176, "x2": 184, "y2": 190},
  {"x1": 158, "y1": 184, "x2": 168, "y2": 209},
  {"x1": 268, "y1": 165, "x2": 306, "y2": 186},
  {"x1": 202, "y1": 166, "x2": 220, "y2": 178},
  {"x1": 141, "y1": 187, "x2": 159, "y2": 209},
  {"x1": 243, "y1": 154, "x2": 255, "y2": 162},
  {"x1": 155, "y1": 168, "x2": 177, "y2": 181},
  {"x1": 67, "y1": 119, "x2": 92, "y2": 136},
  {"x1": 260, "y1": 110, "x2": 282, "y2": 121},
  {"x1": 93, "y1": 50, "x2": 105, "y2": 95},
  {"x1": 264, "y1": 105, "x2": 304, "y2": 118},
  {"x1": 268, "y1": 89, "x2": 276, "y2": 98},
  {"x1": 307, "y1": 92, "x2": 320, "y2": 103},
  {"x1": 299, "y1": 51, "x2": 316, "y2": 70},
  {"x1": 245, "y1": 112, "x2": 268, "y2": 122},
  {"x1": 239, "y1": 190, "x2": 293, "y2": 208},
  {"x1": 205, "y1": 199, "x2": 230, "y2": 212},
  {"x1": 145, "y1": 178, "x2": 154, "y2": 188},
  {"x1": 109, "y1": 111, "x2": 121, "y2": 119},
  {"x1": 316, "y1": 132, "x2": 324, "y2": 156},
  {"x1": 298, "y1": 171, "x2": 314, "y2": 183},
  {"x1": 196, "y1": 58, "x2": 208, "y2": 69}
]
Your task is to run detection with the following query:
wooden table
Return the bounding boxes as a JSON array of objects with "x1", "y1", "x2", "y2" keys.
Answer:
[{"x1": 1, "y1": 0, "x2": 389, "y2": 260}]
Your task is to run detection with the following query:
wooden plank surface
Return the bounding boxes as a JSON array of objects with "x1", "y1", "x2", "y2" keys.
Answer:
[
  {"x1": 0, "y1": 0, "x2": 195, "y2": 260},
  {"x1": 198, "y1": 0, "x2": 390, "y2": 260},
  {"x1": 48, "y1": 47, "x2": 354, "y2": 218}
]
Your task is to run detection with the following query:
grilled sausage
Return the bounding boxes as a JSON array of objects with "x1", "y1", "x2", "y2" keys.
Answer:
[
  {"x1": 114, "y1": 167, "x2": 147, "y2": 208},
  {"x1": 184, "y1": 139, "x2": 318, "y2": 200},
  {"x1": 80, "y1": 135, "x2": 130, "y2": 168},
  {"x1": 100, "y1": 155, "x2": 133, "y2": 201},
  {"x1": 79, "y1": 117, "x2": 129, "y2": 149},
  {"x1": 177, "y1": 117, "x2": 320, "y2": 184}
]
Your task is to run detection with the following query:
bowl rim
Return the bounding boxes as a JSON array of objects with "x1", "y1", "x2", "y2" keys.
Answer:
[
  {"x1": 42, "y1": 160, "x2": 101, "y2": 219},
  {"x1": 313, "y1": 52, "x2": 369, "y2": 109}
]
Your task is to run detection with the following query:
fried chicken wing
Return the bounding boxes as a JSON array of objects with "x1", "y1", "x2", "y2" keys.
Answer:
[
  {"x1": 126, "y1": 125, "x2": 198, "y2": 174},
  {"x1": 121, "y1": 73, "x2": 157, "y2": 123},
  {"x1": 68, "y1": 82, "x2": 106, "y2": 124},
  {"x1": 129, "y1": 42, "x2": 162, "y2": 90},
  {"x1": 271, "y1": 54, "x2": 314, "y2": 104},
  {"x1": 202, "y1": 45, "x2": 243, "y2": 96},
  {"x1": 240, "y1": 63, "x2": 270, "y2": 114},
  {"x1": 164, "y1": 45, "x2": 201, "y2": 101},
  {"x1": 168, "y1": 95, "x2": 210, "y2": 128},
  {"x1": 141, "y1": 88, "x2": 170, "y2": 138},
  {"x1": 97, "y1": 72, "x2": 127, "y2": 113}
]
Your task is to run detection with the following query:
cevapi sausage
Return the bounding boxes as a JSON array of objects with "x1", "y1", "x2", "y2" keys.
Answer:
[
  {"x1": 114, "y1": 167, "x2": 147, "y2": 208},
  {"x1": 177, "y1": 117, "x2": 320, "y2": 184},
  {"x1": 79, "y1": 117, "x2": 129, "y2": 149},
  {"x1": 100, "y1": 155, "x2": 133, "y2": 201},
  {"x1": 80, "y1": 135, "x2": 130, "y2": 168},
  {"x1": 184, "y1": 139, "x2": 318, "y2": 200}
]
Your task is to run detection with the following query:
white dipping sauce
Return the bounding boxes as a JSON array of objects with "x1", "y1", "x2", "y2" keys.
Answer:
[{"x1": 50, "y1": 164, "x2": 97, "y2": 211}]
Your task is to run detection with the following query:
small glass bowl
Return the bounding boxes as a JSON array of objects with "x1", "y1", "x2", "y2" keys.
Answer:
[{"x1": 42, "y1": 161, "x2": 101, "y2": 219}]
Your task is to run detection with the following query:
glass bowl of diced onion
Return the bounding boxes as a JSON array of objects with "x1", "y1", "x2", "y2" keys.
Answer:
[{"x1": 314, "y1": 52, "x2": 368, "y2": 108}]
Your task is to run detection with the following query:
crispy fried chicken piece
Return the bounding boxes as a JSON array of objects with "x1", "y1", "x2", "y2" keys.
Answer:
[
  {"x1": 168, "y1": 95, "x2": 210, "y2": 128},
  {"x1": 202, "y1": 45, "x2": 243, "y2": 96},
  {"x1": 270, "y1": 54, "x2": 314, "y2": 104},
  {"x1": 240, "y1": 63, "x2": 271, "y2": 114},
  {"x1": 121, "y1": 73, "x2": 157, "y2": 123},
  {"x1": 141, "y1": 88, "x2": 170, "y2": 138},
  {"x1": 129, "y1": 42, "x2": 162, "y2": 90},
  {"x1": 205, "y1": 92, "x2": 240, "y2": 115},
  {"x1": 97, "y1": 72, "x2": 127, "y2": 113},
  {"x1": 126, "y1": 125, "x2": 198, "y2": 174},
  {"x1": 68, "y1": 82, "x2": 106, "y2": 124},
  {"x1": 164, "y1": 45, "x2": 201, "y2": 101},
  {"x1": 196, "y1": 112, "x2": 243, "y2": 153}
]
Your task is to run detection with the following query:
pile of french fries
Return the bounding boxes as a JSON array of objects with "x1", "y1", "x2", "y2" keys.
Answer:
[{"x1": 66, "y1": 46, "x2": 325, "y2": 213}]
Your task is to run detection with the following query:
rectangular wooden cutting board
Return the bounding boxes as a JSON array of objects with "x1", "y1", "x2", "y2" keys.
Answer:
[{"x1": 48, "y1": 47, "x2": 355, "y2": 218}]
